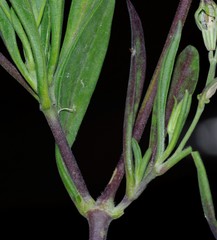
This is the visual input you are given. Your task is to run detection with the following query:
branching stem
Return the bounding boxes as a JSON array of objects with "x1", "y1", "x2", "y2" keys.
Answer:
[{"x1": 98, "y1": 0, "x2": 193, "y2": 204}]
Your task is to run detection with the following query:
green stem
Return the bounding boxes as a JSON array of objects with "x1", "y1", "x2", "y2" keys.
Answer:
[
  {"x1": 174, "y1": 47, "x2": 217, "y2": 161},
  {"x1": 115, "y1": 170, "x2": 156, "y2": 211},
  {"x1": 175, "y1": 103, "x2": 204, "y2": 154},
  {"x1": 157, "y1": 147, "x2": 192, "y2": 175},
  {"x1": 207, "y1": 50, "x2": 217, "y2": 86}
]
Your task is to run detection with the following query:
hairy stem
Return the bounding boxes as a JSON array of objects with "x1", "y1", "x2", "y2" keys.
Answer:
[{"x1": 87, "y1": 209, "x2": 112, "y2": 240}]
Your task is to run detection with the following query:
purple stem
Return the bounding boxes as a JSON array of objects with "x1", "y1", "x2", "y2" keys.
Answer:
[
  {"x1": 44, "y1": 109, "x2": 91, "y2": 199},
  {"x1": 0, "y1": 52, "x2": 38, "y2": 99},
  {"x1": 98, "y1": 0, "x2": 193, "y2": 203},
  {"x1": 87, "y1": 209, "x2": 112, "y2": 240}
]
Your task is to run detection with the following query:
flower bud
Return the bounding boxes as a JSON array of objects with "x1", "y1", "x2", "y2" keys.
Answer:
[
  {"x1": 195, "y1": 0, "x2": 217, "y2": 51},
  {"x1": 198, "y1": 78, "x2": 217, "y2": 105}
]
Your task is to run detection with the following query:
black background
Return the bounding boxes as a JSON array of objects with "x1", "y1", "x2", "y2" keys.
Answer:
[{"x1": 0, "y1": 0, "x2": 217, "y2": 239}]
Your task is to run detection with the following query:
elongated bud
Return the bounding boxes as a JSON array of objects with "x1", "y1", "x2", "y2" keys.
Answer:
[
  {"x1": 195, "y1": 0, "x2": 217, "y2": 51},
  {"x1": 167, "y1": 91, "x2": 191, "y2": 143}
]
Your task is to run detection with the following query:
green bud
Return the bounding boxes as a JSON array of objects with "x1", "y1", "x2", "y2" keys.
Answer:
[
  {"x1": 167, "y1": 91, "x2": 191, "y2": 144},
  {"x1": 167, "y1": 97, "x2": 182, "y2": 141},
  {"x1": 195, "y1": 0, "x2": 217, "y2": 51},
  {"x1": 198, "y1": 78, "x2": 217, "y2": 105}
]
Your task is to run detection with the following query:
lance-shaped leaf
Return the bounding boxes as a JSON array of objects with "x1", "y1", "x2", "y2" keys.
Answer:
[
  {"x1": 166, "y1": 45, "x2": 199, "y2": 125},
  {"x1": 192, "y1": 151, "x2": 217, "y2": 239},
  {"x1": 162, "y1": 91, "x2": 192, "y2": 162},
  {"x1": 132, "y1": 138, "x2": 151, "y2": 186},
  {"x1": 156, "y1": 21, "x2": 182, "y2": 160},
  {"x1": 54, "y1": 0, "x2": 115, "y2": 203},
  {"x1": 0, "y1": 0, "x2": 11, "y2": 20},
  {"x1": 9, "y1": 0, "x2": 50, "y2": 109},
  {"x1": 47, "y1": 0, "x2": 64, "y2": 84},
  {"x1": 54, "y1": 0, "x2": 115, "y2": 145},
  {"x1": 56, "y1": 0, "x2": 107, "y2": 73},
  {"x1": 10, "y1": 8, "x2": 36, "y2": 81},
  {"x1": 39, "y1": 2, "x2": 51, "y2": 63},
  {"x1": 55, "y1": 147, "x2": 95, "y2": 216},
  {"x1": 0, "y1": 6, "x2": 36, "y2": 91},
  {"x1": 126, "y1": 0, "x2": 146, "y2": 121},
  {"x1": 30, "y1": 0, "x2": 47, "y2": 27},
  {"x1": 123, "y1": 0, "x2": 146, "y2": 196}
]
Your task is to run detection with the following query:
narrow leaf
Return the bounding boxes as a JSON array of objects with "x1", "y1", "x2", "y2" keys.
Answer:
[
  {"x1": 10, "y1": 0, "x2": 50, "y2": 109},
  {"x1": 123, "y1": 0, "x2": 146, "y2": 195},
  {"x1": 39, "y1": 2, "x2": 51, "y2": 62},
  {"x1": 48, "y1": 0, "x2": 64, "y2": 84},
  {"x1": 10, "y1": 8, "x2": 36, "y2": 81},
  {"x1": 0, "y1": 6, "x2": 36, "y2": 90},
  {"x1": 138, "y1": 148, "x2": 152, "y2": 183},
  {"x1": 127, "y1": 0, "x2": 146, "y2": 119},
  {"x1": 162, "y1": 91, "x2": 192, "y2": 161},
  {"x1": 132, "y1": 138, "x2": 151, "y2": 186},
  {"x1": 30, "y1": 0, "x2": 47, "y2": 27},
  {"x1": 0, "y1": 0, "x2": 11, "y2": 20},
  {"x1": 132, "y1": 138, "x2": 143, "y2": 178},
  {"x1": 55, "y1": 147, "x2": 88, "y2": 215},
  {"x1": 156, "y1": 21, "x2": 182, "y2": 159},
  {"x1": 192, "y1": 151, "x2": 217, "y2": 239}
]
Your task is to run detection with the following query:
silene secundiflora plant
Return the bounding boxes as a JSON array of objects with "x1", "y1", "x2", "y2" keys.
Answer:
[{"x1": 0, "y1": 0, "x2": 217, "y2": 240}]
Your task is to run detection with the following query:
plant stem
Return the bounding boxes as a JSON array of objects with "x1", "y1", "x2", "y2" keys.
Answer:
[
  {"x1": 115, "y1": 169, "x2": 156, "y2": 211},
  {"x1": 0, "y1": 52, "x2": 38, "y2": 100},
  {"x1": 97, "y1": 0, "x2": 193, "y2": 204},
  {"x1": 207, "y1": 50, "x2": 217, "y2": 86},
  {"x1": 87, "y1": 209, "x2": 112, "y2": 240},
  {"x1": 175, "y1": 103, "x2": 204, "y2": 153},
  {"x1": 44, "y1": 107, "x2": 91, "y2": 200}
]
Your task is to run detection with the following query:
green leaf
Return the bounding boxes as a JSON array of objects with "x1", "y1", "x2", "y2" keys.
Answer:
[
  {"x1": 56, "y1": 0, "x2": 107, "y2": 71},
  {"x1": 162, "y1": 91, "x2": 192, "y2": 161},
  {"x1": 10, "y1": 8, "x2": 36, "y2": 81},
  {"x1": 132, "y1": 138, "x2": 151, "y2": 186},
  {"x1": 47, "y1": 0, "x2": 64, "y2": 84},
  {"x1": 166, "y1": 45, "x2": 199, "y2": 125},
  {"x1": 39, "y1": 2, "x2": 51, "y2": 62},
  {"x1": 0, "y1": 0, "x2": 11, "y2": 20},
  {"x1": 9, "y1": 0, "x2": 50, "y2": 109},
  {"x1": 0, "y1": 6, "x2": 36, "y2": 91},
  {"x1": 132, "y1": 138, "x2": 143, "y2": 176},
  {"x1": 55, "y1": 147, "x2": 94, "y2": 216},
  {"x1": 156, "y1": 21, "x2": 182, "y2": 160},
  {"x1": 30, "y1": 0, "x2": 47, "y2": 27},
  {"x1": 192, "y1": 151, "x2": 217, "y2": 239},
  {"x1": 54, "y1": 0, "x2": 115, "y2": 145},
  {"x1": 54, "y1": 0, "x2": 115, "y2": 206}
]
